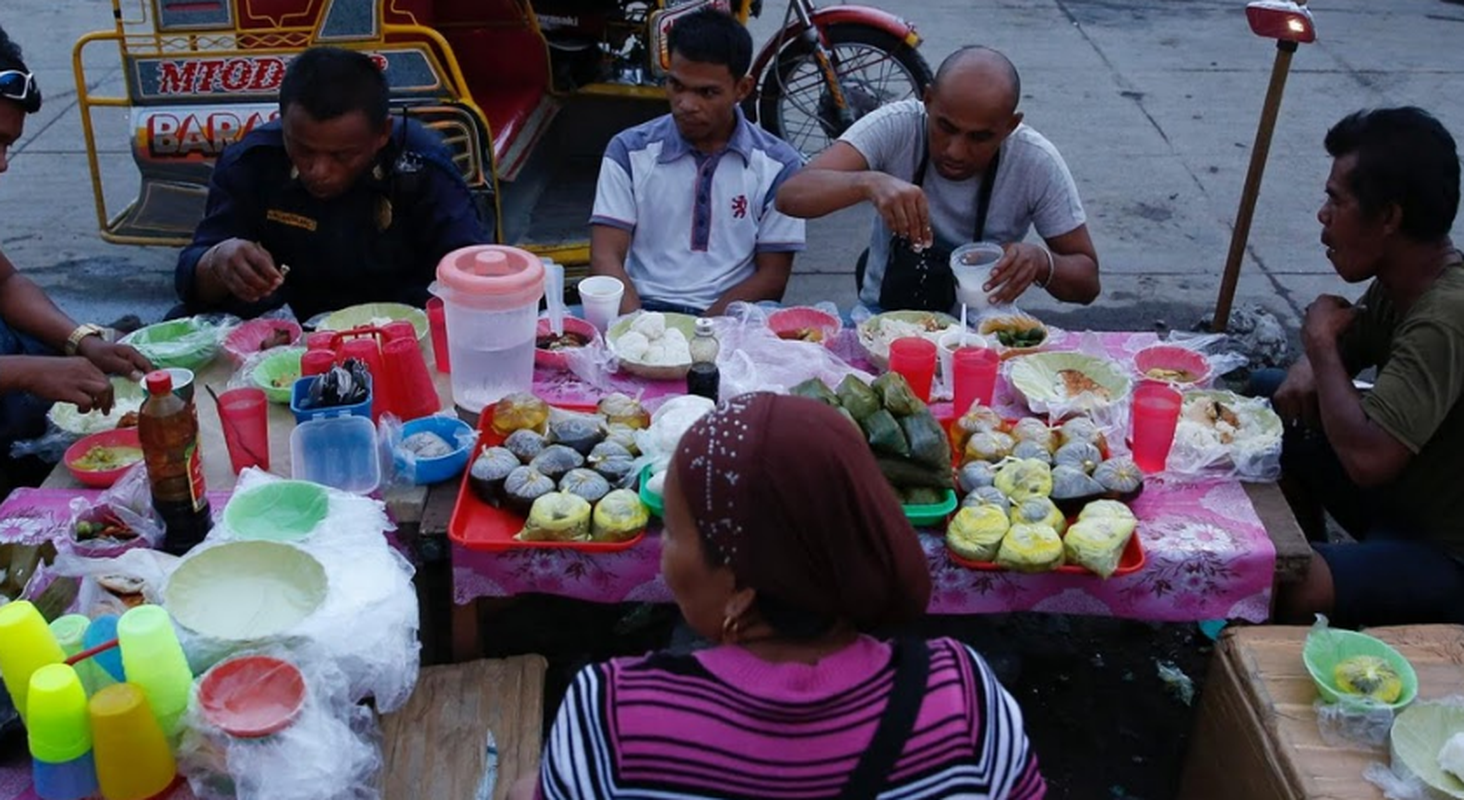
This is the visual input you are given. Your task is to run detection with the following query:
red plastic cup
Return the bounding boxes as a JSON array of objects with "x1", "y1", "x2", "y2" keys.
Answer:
[
  {"x1": 382, "y1": 338, "x2": 441, "y2": 421},
  {"x1": 951, "y1": 347, "x2": 1000, "y2": 417},
  {"x1": 300, "y1": 349, "x2": 335, "y2": 378},
  {"x1": 887, "y1": 337, "x2": 938, "y2": 403},
  {"x1": 217, "y1": 388, "x2": 269, "y2": 473},
  {"x1": 426, "y1": 297, "x2": 450, "y2": 374},
  {"x1": 305, "y1": 331, "x2": 336, "y2": 352},
  {"x1": 382, "y1": 320, "x2": 416, "y2": 344},
  {"x1": 1130, "y1": 381, "x2": 1183, "y2": 473},
  {"x1": 339, "y1": 338, "x2": 391, "y2": 421}
]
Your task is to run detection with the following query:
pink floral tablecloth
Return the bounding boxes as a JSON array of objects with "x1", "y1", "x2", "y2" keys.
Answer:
[{"x1": 450, "y1": 330, "x2": 1278, "y2": 623}]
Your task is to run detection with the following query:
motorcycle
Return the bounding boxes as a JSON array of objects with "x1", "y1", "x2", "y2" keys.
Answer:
[{"x1": 72, "y1": 0, "x2": 931, "y2": 267}]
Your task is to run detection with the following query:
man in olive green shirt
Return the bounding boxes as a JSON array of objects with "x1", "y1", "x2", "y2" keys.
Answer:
[{"x1": 1272, "y1": 107, "x2": 1464, "y2": 627}]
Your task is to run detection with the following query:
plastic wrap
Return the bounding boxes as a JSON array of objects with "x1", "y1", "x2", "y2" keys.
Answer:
[
  {"x1": 205, "y1": 470, "x2": 419, "y2": 711},
  {"x1": 10, "y1": 426, "x2": 79, "y2": 463},
  {"x1": 64, "y1": 463, "x2": 165, "y2": 556},
  {"x1": 379, "y1": 413, "x2": 478, "y2": 490},
  {"x1": 222, "y1": 308, "x2": 304, "y2": 366},
  {"x1": 1362, "y1": 762, "x2": 1429, "y2": 800},
  {"x1": 1166, "y1": 390, "x2": 1283, "y2": 482},
  {"x1": 1315, "y1": 697, "x2": 1395, "y2": 748},
  {"x1": 178, "y1": 651, "x2": 382, "y2": 800},
  {"x1": 632, "y1": 394, "x2": 717, "y2": 478},
  {"x1": 715, "y1": 302, "x2": 876, "y2": 400}
]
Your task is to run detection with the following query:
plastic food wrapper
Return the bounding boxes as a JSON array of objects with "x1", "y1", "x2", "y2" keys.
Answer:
[
  {"x1": 64, "y1": 462, "x2": 165, "y2": 556},
  {"x1": 178, "y1": 651, "x2": 382, "y2": 800},
  {"x1": 222, "y1": 308, "x2": 304, "y2": 366},
  {"x1": 633, "y1": 394, "x2": 717, "y2": 476},
  {"x1": 1167, "y1": 390, "x2": 1283, "y2": 482},
  {"x1": 48, "y1": 545, "x2": 179, "y2": 618},
  {"x1": 1063, "y1": 516, "x2": 1135, "y2": 578},
  {"x1": 379, "y1": 413, "x2": 478, "y2": 489}
]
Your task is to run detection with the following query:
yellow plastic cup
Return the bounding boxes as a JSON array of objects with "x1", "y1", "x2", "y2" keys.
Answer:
[
  {"x1": 89, "y1": 683, "x2": 177, "y2": 800},
  {"x1": 0, "y1": 600, "x2": 67, "y2": 722},
  {"x1": 27, "y1": 664, "x2": 92, "y2": 764},
  {"x1": 116, "y1": 605, "x2": 193, "y2": 738}
]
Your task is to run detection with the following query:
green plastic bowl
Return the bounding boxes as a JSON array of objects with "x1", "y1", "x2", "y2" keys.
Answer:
[
  {"x1": 252, "y1": 347, "x2": 306, "y2": 404},
  {"x1": 1303, "y1": 627, "x2": 1419, "y2": 711},
  {"x1": 904, "y1": 490, "x2": 958, "y2": 528},
  {"x1": 223, "y1": 480, "x2": 330, "y2": 542},
  {"x1": 318, "y1": 302, "x2": 428, "y2": 340},
  {"x1": 121, "y1": 318, "x2": 220, "y2": 371},
  {"x1": 638, "y1": 464, "x2": 665, "y2": 518},
  {"x1": 164, "y1": 541, "x2": 327, "y2": 642}
]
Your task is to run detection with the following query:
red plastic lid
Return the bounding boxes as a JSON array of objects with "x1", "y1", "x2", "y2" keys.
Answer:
[
  {"x1": 434, "y1": 245, "x2": 545, "y2": 311},
  {"x1": 198, "y1": 655, "x2": 307, "y2": 738},
  {"x1": 144, "y1": 370, "x2": 173, "y2": 395}
]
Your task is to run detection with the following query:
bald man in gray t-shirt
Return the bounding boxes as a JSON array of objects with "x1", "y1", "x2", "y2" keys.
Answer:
[{"x1": 777, "y1": 46, "x2": 1100, "y2": 311}]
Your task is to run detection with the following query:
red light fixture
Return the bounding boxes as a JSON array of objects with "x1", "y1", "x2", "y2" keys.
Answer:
[{"x1": 1246, "y1": 0, "x2": 1317, "y2": 44}]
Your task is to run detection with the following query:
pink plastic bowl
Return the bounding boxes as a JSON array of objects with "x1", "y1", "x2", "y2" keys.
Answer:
[
  {"x1": 1134, "y1": 345, "x2": 1211, "y2": 387},
  {"x1": 535, "y1": 316, "x2": 600, "y2": 370},
  {"x1": 64, "y1": 428, "x2": 143, "y2": 489},
  {"x1": 224, "y1": 319, "x2": 303, "y2": 362},
  {"x1": 768, "y1": 307, "x2": 842, "y2": 348}
]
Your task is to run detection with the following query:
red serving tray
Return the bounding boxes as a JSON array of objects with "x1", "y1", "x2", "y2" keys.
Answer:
[
  {"x1": 946, "y1": 527, "x2": 1146, "y2": 577},
  {"x1": 448, "y1": 403, "x2": 648, "y2": 553}
]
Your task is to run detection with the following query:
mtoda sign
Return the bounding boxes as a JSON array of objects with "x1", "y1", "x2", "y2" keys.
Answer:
[{"x1": 152, "y1": 54, "x2": 387, "y2": 96}]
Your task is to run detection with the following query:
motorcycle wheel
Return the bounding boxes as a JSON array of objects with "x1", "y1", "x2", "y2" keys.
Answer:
[{"x1": 758, "y1": 25, "x2": 933, "y2": 159}]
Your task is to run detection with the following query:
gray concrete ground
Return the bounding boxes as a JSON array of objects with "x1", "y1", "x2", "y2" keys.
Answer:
[{"x1": 4, "y1": 0, "x2": 1464, "y2": 343}]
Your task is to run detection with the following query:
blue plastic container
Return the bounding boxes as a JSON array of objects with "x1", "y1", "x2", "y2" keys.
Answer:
[
  {"x1": 33, "y1": 752, "x2": 99, "y2": 800},
  {"x1": 289, "y1": 374, "x2": 372, "y2": 424},
  {"x1": 394, "y1": 416, "x2": 473, "y2": 485},
  {"x1": 290, "y1": 415, "x2": 381, "y2": 494}
]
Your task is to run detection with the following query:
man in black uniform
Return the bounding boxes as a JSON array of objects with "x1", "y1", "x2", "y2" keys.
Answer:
[{"x1": 175, "y1": 47, "x2": 489, "y2": 321}]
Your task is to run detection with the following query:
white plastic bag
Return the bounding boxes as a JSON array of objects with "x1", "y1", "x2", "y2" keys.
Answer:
[
  {"x1": 715, "y1": 302, "x2": 875, "y2": 400},
  {"x1": 64, "y1": 463, "x2": 165, "y2": 557},
  {"x1": 1166, "y1": 391, "x2": 1283, "y2": 482}
]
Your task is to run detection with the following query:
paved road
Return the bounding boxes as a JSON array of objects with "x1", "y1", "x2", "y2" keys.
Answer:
[{"x1": 4, "y1": 0, "x2": 1464, "y2": 340}]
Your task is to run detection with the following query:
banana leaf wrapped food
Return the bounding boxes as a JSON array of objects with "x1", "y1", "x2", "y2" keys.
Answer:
[
  {"x1": 790, "y1": 378, "x2": 840, "y2": 406},
  {"x1": 836, "y1": 375, "x2": 881, "y2": 421},
  {"x1": 592, "y1": 489, "x2": 650, "y2": 543},
  {"x1": 996, "y1": 523, "x2": 1064, "y2": 573},
  {"x1": 1010, "y1": 496, "x2": 1066, "y2": 534},
  {"x1": 1063, "y1": 516, "x2": 1137, "y2": 578},
  {"x1": 516, "y1": 491, "x2": 593, "y2": 542},
  {"x1": 946, "y1": 505, "x2": 1010, "y2": 562},
  {"x1": 876, "y1": 457, "x2": 952, "y2": 491},
  {"x1": 900, "y1": 410, "x2": 951, "y2": 470},
  {"x1": 902, "y1": 487, "x2": 946, "y2": 506},
  {"x1": 994, "y1": 458, "x2": 1053, "y2": 502},
  {"x1": 872, "y1": 372, "x2": 923, "y2": 417},
  {"x1": 862, "y1": 409, "x2": 911, "y2": 458}
]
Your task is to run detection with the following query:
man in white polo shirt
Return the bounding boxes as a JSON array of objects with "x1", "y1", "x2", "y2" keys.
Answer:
[{"x1": 588, "y1": 9, "x2": 805, "y2": 317}]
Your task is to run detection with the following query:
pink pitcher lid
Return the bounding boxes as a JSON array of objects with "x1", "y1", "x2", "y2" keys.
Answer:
[{"x1": 435, "y1": 245, "x2": 545, "y2": 310}]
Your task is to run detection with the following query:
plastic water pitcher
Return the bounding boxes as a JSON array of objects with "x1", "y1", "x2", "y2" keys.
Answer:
[{"x1": 431, "y1": 245, "x2": 545, "y2": 413}]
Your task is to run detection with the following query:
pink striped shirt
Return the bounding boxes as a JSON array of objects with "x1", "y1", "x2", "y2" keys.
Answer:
[{"x1": 539, "y1": 636, "x2": 1045, "y2": 798}]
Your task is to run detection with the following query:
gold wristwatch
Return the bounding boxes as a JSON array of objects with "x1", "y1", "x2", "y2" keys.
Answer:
[{"x1": 65, "y1": 323, "x2": 106, "y2": 356}]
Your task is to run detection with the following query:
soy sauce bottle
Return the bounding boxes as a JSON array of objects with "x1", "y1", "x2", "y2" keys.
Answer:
[
  {"x1": 686, "y1": 318, "x2": 720, "y2": 401},
  {"x1": 138, "y1": 370, "x2": 212, "y2": 554}
]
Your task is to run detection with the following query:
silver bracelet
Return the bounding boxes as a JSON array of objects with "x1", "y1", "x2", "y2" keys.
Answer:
[{"x1": 1036, "y1": 247, "x2": 1056, "y2": 289}]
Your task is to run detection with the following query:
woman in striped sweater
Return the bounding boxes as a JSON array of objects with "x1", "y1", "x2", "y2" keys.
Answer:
[{"x1": 525, "y1": 392, "x2": 1044, "y2": 799}]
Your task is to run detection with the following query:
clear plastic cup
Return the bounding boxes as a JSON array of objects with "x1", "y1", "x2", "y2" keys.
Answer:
[
  {"x1": 1131, "y1": 381, "x2": 1183, "y2": 473},
  {"x1": 950, "y1": 242, "x2": 1005, "y2": 310},
  {"x1": 578, "y1": 275, "x2": 626, "y2": 334},
  {"x1": 89, "y1": 684, "x2": 177, "y2": 800},
  {"x1": 218, "y1": 387, "x2": 269, "y2": 473},
  {"x1": 887, "y1": 337, "x2": 938, "y2": 403}
]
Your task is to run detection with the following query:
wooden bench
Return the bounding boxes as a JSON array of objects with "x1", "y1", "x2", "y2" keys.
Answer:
[
  {"x1": 1177, "y1": 624, "x2": 1464, "y2": 799},
  {"x1": 380, "y1": 656, "x2": 548, "y2": 800}
]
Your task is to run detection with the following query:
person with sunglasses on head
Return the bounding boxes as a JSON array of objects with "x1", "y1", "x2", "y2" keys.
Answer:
[
  {"x1": 777, "y1": 46, "x2": 1100, "y2": 314},
  {"x1": 174, "y1": 47, "x2": 490, "y2": 322},
  {"x1": 0, "y1": 23, "x2": 153, "y2": 485}
]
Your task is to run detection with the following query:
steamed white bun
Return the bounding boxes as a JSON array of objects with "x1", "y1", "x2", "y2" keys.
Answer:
[
  {"x1": 631, "y1": 312, "x2": 666, "y2": 339},
  {"x1": 618, "y1": 330, "x2": 650, "y2": 361}
]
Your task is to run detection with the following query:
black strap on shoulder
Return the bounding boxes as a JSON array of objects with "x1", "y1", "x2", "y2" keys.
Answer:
[
  {"x1": 841, "y1": 638, "x2": 930, "y2": 800},
  {"x1": 913, "y1": 125, "x2": 1002, "y2": 242}
]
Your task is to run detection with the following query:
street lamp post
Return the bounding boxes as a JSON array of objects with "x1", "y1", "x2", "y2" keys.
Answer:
[{"x1": 1212, "y1": 0, "x2": 1317, "y2": 332}]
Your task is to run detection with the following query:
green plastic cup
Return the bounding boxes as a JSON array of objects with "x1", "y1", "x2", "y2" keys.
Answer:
[
  {"x1": 26, "y1": 664, "x2": 92, "y2": 764},
  {"x1": 0, "y1": 600, "x2": 67, "y2": 722},
  {"x1": 49, "y1": 614, "x2": 107, "y2": 697},
  {"x1": 117, "y1": 606, "x2": 193, "y2": 737},
  {"x1": 223, "y1": 480, "x2": 330, "y2": 541}
]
